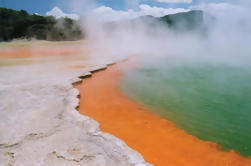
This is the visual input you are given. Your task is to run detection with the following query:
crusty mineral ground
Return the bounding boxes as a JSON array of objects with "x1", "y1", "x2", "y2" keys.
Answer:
[
  {"x1": 76, "y1": 62, "x2": 251, "y2": 166},
  {"x1": 0, "y1": 41, "x2": 151, "y2": 166}
]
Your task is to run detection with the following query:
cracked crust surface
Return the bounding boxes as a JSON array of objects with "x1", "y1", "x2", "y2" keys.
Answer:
[{"x1": 0, "y1": 54, "x2": 151, "y2": 166}]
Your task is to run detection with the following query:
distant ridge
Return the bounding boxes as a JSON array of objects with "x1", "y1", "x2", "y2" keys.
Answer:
[
  {"x1": 103, "y1": 10, "x2": 207, "y2": 34},
  {"x1": 139, "y1": 10, "x2": 205, "y2": 32},
  {"x1": 160, "y1": 10, "x2": 204, "y2": 31},
  {"x1": 0, "y1": 8, "x2": 207, "y2": 42}
]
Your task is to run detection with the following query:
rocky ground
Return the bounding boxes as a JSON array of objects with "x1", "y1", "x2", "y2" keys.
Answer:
[{"x1": 0, "y1": 42, "x2": 151, "y2": 166}]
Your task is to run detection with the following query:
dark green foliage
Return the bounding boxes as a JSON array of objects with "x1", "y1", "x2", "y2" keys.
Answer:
[
  {"x1": 0, "y1": 8, "x2": 208, "y2": 41},
  {"x1": 0, "y1": 7, "x2": 84, "y2": 41},
  {"x1": 46, "y1": 18, "x2": 83, "y2": 41},
  {"x1": 104, "y1": 10, "x2": 207, "y2": 36},
  {"x1": 137, "y1": 10, "x2": 206, "y2": 32},
  {"x1": 160, "y1": 10, "x2": 204, "y2": 31}
]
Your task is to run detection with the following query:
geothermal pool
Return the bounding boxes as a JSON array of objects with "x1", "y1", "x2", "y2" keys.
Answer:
[{"x1": 121, "y1": 57, "x2": 251, "y2": 157}]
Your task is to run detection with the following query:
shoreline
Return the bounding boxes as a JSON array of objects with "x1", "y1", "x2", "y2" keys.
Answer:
[
  {"x1": 76, "y1": 62, "x2": 251, "y2": 166},
  {"x1": 0, "y1": 42, "x2": 150, "y2": 165},
  {"x1": 1, "y1": 40, "x2": 250, "y2": 165}
]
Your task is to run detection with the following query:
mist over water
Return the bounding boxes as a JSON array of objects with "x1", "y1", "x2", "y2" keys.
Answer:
[
  {"x1": 121, "y1": 57, "x2": 251, "y2": 156},
  {"x1": 116, "y1": 3, "x2": 251, "y2": 156},
  {"x1": 78, "y1": 0, "x2": 251, "y2": 156}
]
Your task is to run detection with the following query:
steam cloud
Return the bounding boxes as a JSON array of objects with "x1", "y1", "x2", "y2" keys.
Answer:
[{"x1": 66, "y1": 0, "x2": 251, "y2": 66}]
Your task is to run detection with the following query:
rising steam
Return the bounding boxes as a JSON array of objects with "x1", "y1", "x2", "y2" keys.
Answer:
[{"x1": 76, "y1": 1, "x2": 250, "y2": 67}]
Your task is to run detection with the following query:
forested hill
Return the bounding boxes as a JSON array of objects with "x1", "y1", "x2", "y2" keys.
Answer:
[
  {"x1": 104, "y1": 10, "x2": 207, "y2": 35},
  {"x1": 139, "y1": 10, "x2": 205, "y2": 32},
  {"x1": 0, "y1": 7, "x2": 84, "y2": 41},
  {"x1": 0, "y1": 7, "x2": 206, "y2": 42},
  {"x1": 160, "y1": 10, "x2": 204, "y2": 31}
]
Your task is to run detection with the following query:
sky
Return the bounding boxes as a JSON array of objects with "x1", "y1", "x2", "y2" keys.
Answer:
[{"x1": 0, "y1": 0, "x2": 236, "y2": 20}]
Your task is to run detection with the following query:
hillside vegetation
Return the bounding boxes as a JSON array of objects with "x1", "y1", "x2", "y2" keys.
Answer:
[
  {"x1": 160, "y1": 10, "x2": 204, "y2": 31},
  {"x1": 104, "y1": 10, "x2": 206, "y2": 36},
  {"x1": 0, "y1": 7, "x2": 206, "y2": 42},
  {"x1": 0, "y1": 7, "x2": 84, "y2": 41}
]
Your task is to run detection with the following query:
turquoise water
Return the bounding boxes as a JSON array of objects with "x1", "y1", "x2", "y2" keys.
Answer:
[{"x1": 121, "y1": 57, "x2": 251, "y2": 156}]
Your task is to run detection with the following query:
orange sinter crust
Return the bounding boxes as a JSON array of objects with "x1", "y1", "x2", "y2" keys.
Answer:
[
  {"x1": 76, "y1": 63, "x2": 251, "y2": 166},
  {"x1": 0, "y1": 45, "x2": 89, "y2": 58}
]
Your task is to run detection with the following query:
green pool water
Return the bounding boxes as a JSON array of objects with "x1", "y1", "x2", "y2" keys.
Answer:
[{"x1": 120, "y1": 57, "x2": 251, "y2": 156}]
